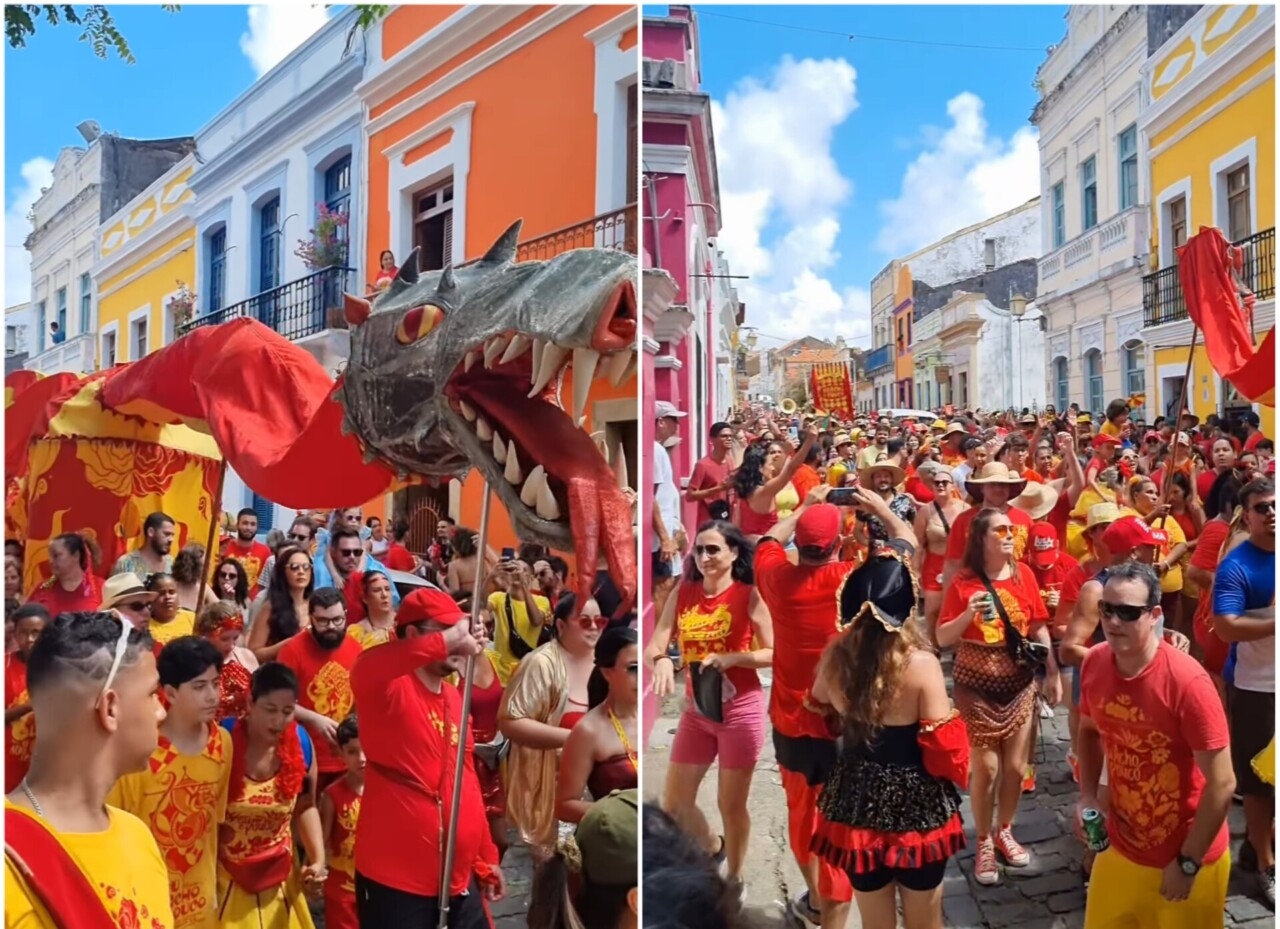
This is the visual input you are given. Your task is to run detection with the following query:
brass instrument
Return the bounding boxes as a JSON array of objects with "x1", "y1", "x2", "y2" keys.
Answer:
[{"x1": 780, "y1": 397, "x2": 798, "y2": 415}]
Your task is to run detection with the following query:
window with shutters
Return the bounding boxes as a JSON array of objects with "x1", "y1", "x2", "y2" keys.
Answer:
[
  {"x1": 1081, "y1": 157, "x2": 1097, "y2": 231},
  {"x1": 208, "y1": 228, "x2": 227, "y2": 312},
  {"x1": 1123, "y1": 341, "x2": 1146, "y2": 420},
  {"x1": 1051, "y1": 183, "x2": 1065, "y2": 248},
  {"x1": 79, "y1": 273, "x2": 92, "y2": 333},
  {"x1": 1118, "y1": 126, "x2": 1138, "y2": 210},
  {"x1": 413, "y1": 180, "x2": 454, "y2": 272},
  {"x1": 55, "y1": 287, "x2": 67, "y2": 334},
  {"x1": 1085, "y1": 349, "x2": 1104, "y2": 416},
  {"x1": 130, "y1": 316, "x2": 148, "y2": 360},
  {"x1": 324, "y1": 155, "x2": 352, "y2": 251},
  {"x1": 1227, "y1": 165, "x2": 1250, "y2": 241},
  {"x1": 626, "y1": 83, "x2": 638, "y2": 205},
  {"x1": 101, "y1": 328, "x2": 117, "y2": 367},
  {"x1": 1053, "y1": 357, "x2": 1069, "y2": 412},
  {"x1": 251, "y1": 493, "x2": 274, "y2": 533},
  {"x1": 35, "y1": 301, "x2": 46, "y2": 353},
  {"x1": 1169, "y1": 196, "x2": 1187, "y2": 254}
]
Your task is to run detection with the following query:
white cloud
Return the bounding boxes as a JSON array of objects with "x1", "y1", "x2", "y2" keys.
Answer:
[
  {"x1": 712, "y1": 55, "x2": 870, "y2": 346},
  {"x1": 240, "y1": 4, "x2": 332, "y2": 78},
  {"x1": 875, "y1": 92, "x2": 1040, "y2": 256},
  {"x1": 5, "y1": 156, "x2": 54, "y2": 310}
]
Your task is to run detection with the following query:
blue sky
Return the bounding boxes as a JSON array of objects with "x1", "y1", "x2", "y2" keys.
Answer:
[
  {"x1": 5, "y1": 4, "x2": 332, "y2": 308},
  {"x1": 646, "y1": 4, "x2": 1067, "y2": 347}
]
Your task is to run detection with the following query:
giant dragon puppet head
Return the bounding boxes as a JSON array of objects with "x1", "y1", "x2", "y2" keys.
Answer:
[{"x1": 336, "y1": 220, "x2": 637, "y2": 613}]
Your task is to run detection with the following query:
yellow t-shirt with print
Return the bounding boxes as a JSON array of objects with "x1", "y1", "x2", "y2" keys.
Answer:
[
  {"x1": 107, "y1": 724, "x2": 232, "y2": 929},
  {"x1": 5, "y1": 802, "x2": 175, "y2": 929},
  {"x1": 1100, "y1": 419, "x2": 1123, "y2": 438},
  {"x1": 489, "y1": 591, "x2": 552, "y2": 686},
  {"x1": 149, "y1": 610, "x2": 196, "y2": 647},
  {"x1": 1153, "y1": 516, "x2": 1187, "y2": 594}
]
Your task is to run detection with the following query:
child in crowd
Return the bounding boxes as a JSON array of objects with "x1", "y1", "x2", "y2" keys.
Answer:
[{"x1": 320, "y1": 715, "x2": 364, "y2": 929}]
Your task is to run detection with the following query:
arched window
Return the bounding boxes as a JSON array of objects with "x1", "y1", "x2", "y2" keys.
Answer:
[
  {"x1": 1122, "y1": 340, "x2": 1146, "y2": 420},
  {"x1": 1085, "y1": 349, "x2": 1104, "y2": 416},
  {"x1": 1053, "y1": 357, "x2": 1069, "y2": 413}
]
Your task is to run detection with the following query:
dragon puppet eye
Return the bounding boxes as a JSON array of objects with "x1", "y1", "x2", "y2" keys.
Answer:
[{"x1": 395, "y1": 305, "x2": 444, "y2": 345}]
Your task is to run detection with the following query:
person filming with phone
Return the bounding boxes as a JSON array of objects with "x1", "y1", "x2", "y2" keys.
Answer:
[{"x1": 487, "y1": 554, "x2": 551, "y2": 686}]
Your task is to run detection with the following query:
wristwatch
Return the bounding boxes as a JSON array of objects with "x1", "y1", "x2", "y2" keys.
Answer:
[{"x1": 1177, "y1": 854, "x2": 1201, "y2": 877}]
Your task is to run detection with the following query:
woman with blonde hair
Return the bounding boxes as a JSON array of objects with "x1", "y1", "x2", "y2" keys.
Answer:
[
  {"x1": 197, "y1": 599, "x2": 260, "y2": 721},
  {"x1": 811, "y1": 546, "x2": 968, "y2": 929}
]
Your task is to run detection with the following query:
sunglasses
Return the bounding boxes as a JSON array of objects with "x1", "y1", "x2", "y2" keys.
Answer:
[
  {"x1": 122, "y1": 601, "x2": 151, "y2": 612},
  {"x1": 1100, "y1": 601, "x2": 1149, "y2": 622},
  {"x1": 577, "y1": 615, "x2": 609, "y2": 630},
  {"x1": 218, "y1": 571, "x2": 238, "y2": 580},
  {"x1": 933, "y1": 479, "x2": 953, "y2": 487},
  {"x1": 695, "y1": 544, "x2": 724, "y2": 557},
  {"x1": 1251, "y1": 501, "x2": 1275, "y2": 515},
  {"x1": 287, "y1": 533, "x2": 309, "y2": 542},
  {"x1": 286, "y1": 562, "x2": 312, "y2": 572},
  {"x1": 337, "y1": 548, "x2": 363, "y2": 558},
  {"x1": 96, "y1": 616, "x2": 134, "y2": 708},
  {"x1": 990, "y1": 525, "x2": 1014, "y2": 539}
]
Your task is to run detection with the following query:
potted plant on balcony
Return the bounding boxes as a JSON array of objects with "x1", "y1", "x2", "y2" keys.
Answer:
[
  {"x1": 295, "y1": 203, "x2": 350, "y2": 330},
  {"x1": 167, "y1": 282, "x2": 195, "y2": 329}
]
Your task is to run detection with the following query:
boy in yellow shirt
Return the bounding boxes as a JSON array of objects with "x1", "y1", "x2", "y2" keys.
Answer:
[{"x1": 109, "y1": 636, "x2": 232, "y2": 929}]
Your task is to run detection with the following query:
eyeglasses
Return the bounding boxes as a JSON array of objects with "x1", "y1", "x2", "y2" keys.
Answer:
[
  {"x1": 1251, "y1": 501, "x2": 1275, "y2": 515},
  {"x1": 577, "y1": 615, "x2": 609, "y2": 630},
  {"x1": 990, "y1": 525, "x2": 1014, "y2": 539},
  {"x1": 96, "y1": 616, "x2": 134, "y2": 708},
  {"x1": 695, "y1": 544, "x2": 723, "y2": 557},
  {"x1": 312, "y1": 614, "x2": 347, "y2": 629},
  {"x1": 1100, "y1": 601, "x2": 1149, "y2": 622},
  {"x1": 286, "y1": 562, "x2": 311, "y2": 573},
  {"x1": 337, "y1": 548, "x2": 363, "y2": 558}
]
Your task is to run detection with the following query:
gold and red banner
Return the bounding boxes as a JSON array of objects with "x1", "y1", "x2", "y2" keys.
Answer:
[{"x1": 809, "y1": 362, "x2": 855, "y2": 420}]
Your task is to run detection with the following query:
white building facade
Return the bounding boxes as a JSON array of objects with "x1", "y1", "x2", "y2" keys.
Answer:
[
  {"x1": 5, "y1": 302, "x2": 32, "y2": 367},
  {"x1": 186, "y1": 10, "x2": 365, "y2": 528},
  {"x1": 1032, "y1": 5, "x2": 1151, "y2": 418}
]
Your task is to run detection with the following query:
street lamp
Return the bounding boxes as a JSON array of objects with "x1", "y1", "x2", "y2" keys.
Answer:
[{"x1": 1010, "y1": 293, "x2": 1028, "y2": 316}]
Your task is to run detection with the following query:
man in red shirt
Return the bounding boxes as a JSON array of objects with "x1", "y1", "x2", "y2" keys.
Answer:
[
  {"x1": 221, "y1": 508, "x2": 272, "y2": 595},
  {"x1": 754, "y1": 484, "x2": 915, "y2": 928},
  {"x1": 277, "y1": 587, "x2": 363, "y2": 791},
  {"x1": 942, "y1": 462, "x2": 1032, "y2": 589},
  {"x1": 351, "y1": 588, "x2": 499, "y2": 927},
  {"x1": 382, "y1": 519, "x2": 418, "y2": 573},
  {"x1": 1078, "y1": 562, "x2": 1234, "y2": 928},
  {"x1": 685, "y1": 421, "x2": 736, "y2": 525}
]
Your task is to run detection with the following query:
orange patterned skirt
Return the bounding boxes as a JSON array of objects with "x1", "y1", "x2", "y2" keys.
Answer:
[{"x1": 952, "y1": 641, "x2": 1036, "y2": 749}]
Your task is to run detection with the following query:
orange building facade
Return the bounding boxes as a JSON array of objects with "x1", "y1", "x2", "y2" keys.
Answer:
[
  {"x1": 358, "y1": 5, "x2": 639, "y2": 562},
  {"x1": 892, "y1": 265, "x2": 915, "y2": 407}
]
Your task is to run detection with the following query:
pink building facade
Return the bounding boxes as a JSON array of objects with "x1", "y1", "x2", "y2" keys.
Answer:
[{"x1": 641, "y1": 5, "x2": 741, "y2": 746}]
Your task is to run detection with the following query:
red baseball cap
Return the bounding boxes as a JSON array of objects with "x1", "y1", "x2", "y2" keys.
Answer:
[
  {"x1": 395, "y1": 588, "x2": 469, "y2": 629},
  {"x1": 1092, "y1": 434, "x2": 1122, "y2": 449},
  {"x1": 795, "y1": 503, "x2": 841, "y2": 549},
  {"x1": 1101, "y1": 516, "x2": 1160, "y2": 557},
  {"x1": 1028, "y1": 524, "x2": 1061, "y2": 569}
]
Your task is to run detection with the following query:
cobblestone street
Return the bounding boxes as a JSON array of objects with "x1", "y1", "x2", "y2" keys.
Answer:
[{"x1": 645, "y1": 669, "x2": 1274, "y2": 928}]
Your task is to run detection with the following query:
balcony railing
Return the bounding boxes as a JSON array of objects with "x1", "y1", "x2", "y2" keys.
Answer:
[
  {"x1": 516, "y1": 203, "x2": 636, "y2": 262},
  {"x1": 864, "y1": 344, "x2": 893, "y2": 374},
  {"x1": 178, "y1": 266, "x2": 355, "y2": 341},
  {"x1": 25, "y1": 332, "x2": 95, "y2": 375},
  {"x1": 1143, "y1": 227, "x2": 1275, "y2": 328}
]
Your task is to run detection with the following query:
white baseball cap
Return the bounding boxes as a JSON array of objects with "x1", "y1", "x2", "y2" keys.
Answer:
[{"x1": 655, "y1": 400, "x2": 687, "y2": 420}]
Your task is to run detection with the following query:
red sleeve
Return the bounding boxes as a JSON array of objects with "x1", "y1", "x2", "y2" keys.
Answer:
[
  {"x1": 754, "y1": 538, "x2": 786, "y2": 571},
  {"x1": 351, "y1": 630, "x2": 448, "y2": 699},
  {"x1": 938, "y1": 576, "x2": 969, "y2": 624},
  {"x1": 918, "y1": 713, "x2": 970, "y2": 787},
  {"x1": 905, "y1": 476, "x2": 935, "y2": 504},
  {"x1": 1085, "y1": 459, "x2": 1101, "y2": 482},
  {"x1": 1245, "y1": 432, "x2": 1263, "y2": 452},
  {"x1": 1078, "y1": 648, "x2": 1101, "y2": 718},
  {"x1": 385, "y1": 545, "x2": 415, "y2": 572},
  {"x1": 687, "y1": 460, "x2": 709, "y2": 492},
  {"x1": 1177, "y1": 662, "x2": 1231, "y2": 752},
  {"x1": 1190, "y1": 521, "x2": 1228, "y2": 571},
  {"x1": 275, "y1": 636, "x2": 300, "y2": 675},
  {"x1": 1197, "y1": 471, "x2": 1217, "y2": 501},
  {"x1": 1020, "y1": 564, "x2": 1050, "y2": 623},
  {"x1": 944, "y1": 511, "x2": 969, "y2": 561}
]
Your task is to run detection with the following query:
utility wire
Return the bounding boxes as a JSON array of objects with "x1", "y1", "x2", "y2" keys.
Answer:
[{"x1": 695, "y1": 9, "x2": 1047, "y2": 53}]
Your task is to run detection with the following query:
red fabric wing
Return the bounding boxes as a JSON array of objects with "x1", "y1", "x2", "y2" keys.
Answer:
[
  {"x1": 98, "y1": 318, "x2": 398, "y2": 508},
  {"x1": 4, "y1": 371, "x2": 81, "y2": 478}
]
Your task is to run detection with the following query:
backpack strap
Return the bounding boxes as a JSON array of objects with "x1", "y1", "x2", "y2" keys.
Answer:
[{"x1": 5, "y1": 807, "x2": 119, "y2": 929}]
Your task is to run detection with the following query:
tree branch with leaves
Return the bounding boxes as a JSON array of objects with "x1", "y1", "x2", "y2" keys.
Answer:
[{"x1": 5, "y1": 5, "x2": 179, "y2": 63}]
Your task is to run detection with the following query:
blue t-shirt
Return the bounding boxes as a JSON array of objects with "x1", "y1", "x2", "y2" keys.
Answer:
[{"x1": 1213, "y1": 540, "x2": 1275, "y2": 692}]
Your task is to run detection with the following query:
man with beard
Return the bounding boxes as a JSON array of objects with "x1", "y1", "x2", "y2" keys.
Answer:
[
  {"x1": 220, "y1": 509, "x2": 272, "y2": 596},
  {"x1": 855, "y1": 425, "x2": 889, "y2": 470},
  {"x1": 1211, "y1": 477, "x2": 1276, "y2": 905},
  {"x1": 315, "y1": 526, "x2": 399, "y2": 607},
  {"x1": 5, "y1": 612, "x2": 172, "y2": 927},
  {"x1": 853, "y1": 460, "x2": 917, "y2": 551},
  {"x1": 277, "y1": 587, "x2": 363, "y2": 791},
  {"x1": 109, "y1": 637, "x2": 231, "y2": 929},
  {"x1": 112, "y1": 511, "x2": 176, "y2": 583},
  {"x1": 351, "y1": 589, "x2": 501, "y2": 927}
]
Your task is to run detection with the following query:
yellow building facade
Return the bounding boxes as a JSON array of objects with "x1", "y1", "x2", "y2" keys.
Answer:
[
  {"x1": 1138, "y1": 5, "x2": 1274, "y2": 435},
  {"x1": 93, "y1": 157, "x2": 197, "y2": 369}
]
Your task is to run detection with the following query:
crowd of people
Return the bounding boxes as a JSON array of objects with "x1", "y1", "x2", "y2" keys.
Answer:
[
  {"x1": 4, "y1": 501, "x2": 639, "y2": 929},
  {"x1": 646, "y1": 397, "x2": 1275, "y2": 929}
]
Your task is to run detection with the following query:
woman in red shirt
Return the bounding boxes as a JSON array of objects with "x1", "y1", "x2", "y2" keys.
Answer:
[
  {"x1": 1197, "y1": 437, "x2": 1239, "y2": 500},
  {"x1": 734, "y1": 429, "x2": 817, "y2": 542},
  {"x1": 25, "y1": 532, "x2": 104, "y2": 616},
  {"x1": 646, "y1": 519, "x2": 774, "y2": 891},
  {"x1": 937, "y1": 509, "x2": 1056, "y2": 887}
]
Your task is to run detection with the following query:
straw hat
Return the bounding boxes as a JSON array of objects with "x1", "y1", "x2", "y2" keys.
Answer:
[
  {"x1": 833, "y1": 432, "x2": 853, "y2": 447},
  {"x1": 1011, "y1": 482, "x2": 1060, "y2": 520},
  {"x1": 100, "y1": 573, "x2": 158, "y2": 611},
  {"x1": 1085, "y1": 502, "x2": 1123, "y2": 531},
  {"x1": 857, "y1": 461, "x2": 907, "y2": 487},
  {"x1": 942, "y1": 422, "x2": 968, "y2": 438},
  {"x1": 966, "y1": 462, "x2": 1030, "y2": 487}
]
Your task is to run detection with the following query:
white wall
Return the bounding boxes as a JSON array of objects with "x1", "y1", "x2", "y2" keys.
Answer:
[
  {"x1": 5, "y1": 303, "x2": 32, "y2": 356},
  {"x1": 974, "y1": 303, "x2": 1047, "y2": 411},
  {"x1": 905, "y1": 199, "x2": 1041, "y2": 287}
]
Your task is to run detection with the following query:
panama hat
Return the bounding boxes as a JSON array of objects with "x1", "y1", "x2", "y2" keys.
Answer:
[
  {"x1": 1011, "y1": 482, "x2": 1060, "y2": 521},
  {"x1": 1085, "y1": 502, "x2": 1123, "y2": 531},
  {"x1": 857, "y1": 461, "x2": 907, "y2": 487},
  {"x1": 966, "y1": 462, "x2": 1030, "y2": 487},
  {"x1": 942, "y1": 422, "x2": 968, "y2": 438},
  {"x1": 100, "y1": 573, "x2": 158, "y2": 611}
]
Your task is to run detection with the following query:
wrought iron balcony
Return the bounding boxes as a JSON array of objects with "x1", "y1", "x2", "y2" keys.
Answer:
[
  {"x1": 516, "y1": 203, "x2": 636, "y2": 262},
  {"x1": 177, "y1": 266, "x2": 356, "y2": 341},
  {"x1": 1143, "y1": 227, "x2": 1274, "y2": 328},
  {"x1": 863, "y1": 344, "x2": 893, "y2": 374}
]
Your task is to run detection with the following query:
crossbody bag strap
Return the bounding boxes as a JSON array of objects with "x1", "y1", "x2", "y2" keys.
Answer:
[
  {"x1": 5, "y1": 808, "x2": 120, "y2": 929},
  {"x1": 934, "y1": 501, "x2": 951, "y2": 534},
  {"x1": 978, "y1": 573, "x2": 1025, "y2": 660}
]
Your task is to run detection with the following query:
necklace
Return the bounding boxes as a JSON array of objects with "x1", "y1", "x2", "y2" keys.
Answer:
[
  {"x1": 606, "y1": 705, "x2": 637, "y2": 772},
  {"x1": 20, "y1": 779, "x2": 43, "y2": 817}
]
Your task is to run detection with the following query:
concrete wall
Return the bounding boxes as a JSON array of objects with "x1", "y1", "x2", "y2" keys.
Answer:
[
  {"x1": 904, "y1": 199, "x2": 1041, "y2": 291},
  {"x1": 974, "y1": 303, "x2": 1048, "y2": 411}
]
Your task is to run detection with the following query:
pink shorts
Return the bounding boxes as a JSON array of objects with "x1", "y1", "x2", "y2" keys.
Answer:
[{"x1": 670, "y1": 685, "x2": 766, "y2": 770}]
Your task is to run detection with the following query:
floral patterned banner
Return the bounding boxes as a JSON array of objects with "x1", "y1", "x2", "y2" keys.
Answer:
[{"x1": 808, "y1": 361, "x2": 855, "y2": 420}]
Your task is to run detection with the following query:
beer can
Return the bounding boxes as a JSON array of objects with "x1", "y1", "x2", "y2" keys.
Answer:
[{"x1": 1081, "y1": 808, "x2": 1109, "y2": 852}]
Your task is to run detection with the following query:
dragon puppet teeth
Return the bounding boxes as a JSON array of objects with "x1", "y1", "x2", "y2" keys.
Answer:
[
  {"x1": 571, "y1": 348, "x2": 600, "y2": 424},
  {"x1": 535, "y1": 475, "x2": 561, "y2": 520},
  {"x1": 500, "y1": 333, "x2": 532, "y2": 365},
  {"x1": 530, "y1": 339, "x2": 544, "y2": 386},
  {"x1": 503, "y1": 441, "x2": 522, "y2": 484},
  {"x1": 464, "y1": 350, "x2": 478, "y2": 373},
  {"x1": 605, "y1": 349, "x2": 634, "y2": 386},
  {"x1": 476, "y1": 416, "x2": 494, "y2": 441},
  {"x1": 521, "y1": 465, "x2": 546, "y2": 506},
  {"x1": 614, "y1": 441, "x2": 629, "y2": 490},
  {"x1": 484, "y1": 334, "x2": 510, "y2": 369},
  {"x1": 493, "y1": 431, "x2": 507, "y2": 464},
  {"x1": 458, "y1": 399, "x2": 477, "y2": 422},
  {"x1": 529, "y1": 343, "x2": 569, "y2": 397}
]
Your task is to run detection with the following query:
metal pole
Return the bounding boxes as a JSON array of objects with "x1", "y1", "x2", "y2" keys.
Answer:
[
  {"x1": 437, "y1": 484, "x2": 493, "y2": 928},
  {"x1": 198, "y1": 459, "x2": 229, "y2": 611}
]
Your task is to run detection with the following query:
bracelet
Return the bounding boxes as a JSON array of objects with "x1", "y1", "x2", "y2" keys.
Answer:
[{"x1": 654, "y1": 654, "x2": 673, "y2": 664}]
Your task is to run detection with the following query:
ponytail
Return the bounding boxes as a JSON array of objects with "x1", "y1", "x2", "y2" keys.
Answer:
[{"x1": 527, "y1": 843, "x2": 586, "y2": 929}]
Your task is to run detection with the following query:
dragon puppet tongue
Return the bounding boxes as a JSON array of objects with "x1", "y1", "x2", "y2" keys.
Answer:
[{"x1": 460, "y1": 384, "x2": 637, "y2": 613}]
